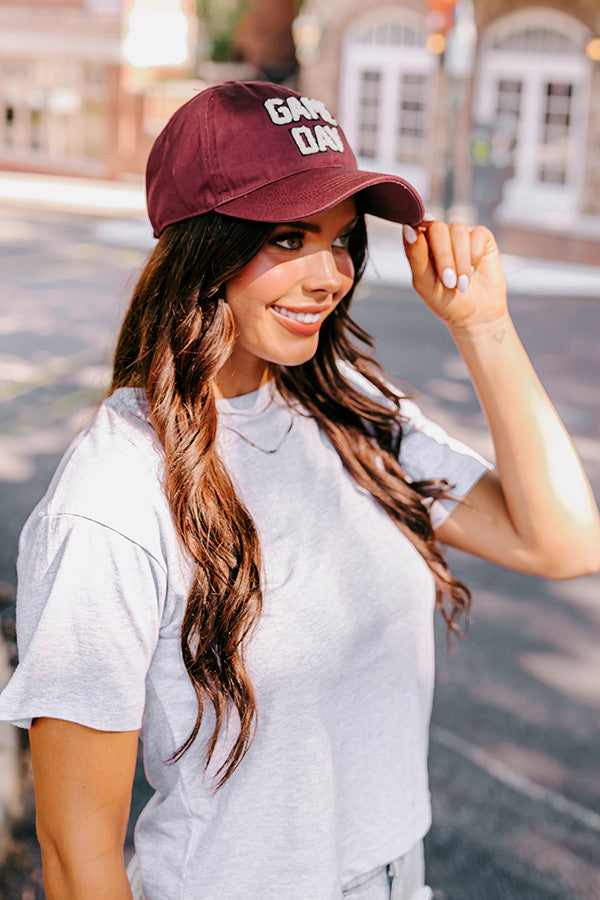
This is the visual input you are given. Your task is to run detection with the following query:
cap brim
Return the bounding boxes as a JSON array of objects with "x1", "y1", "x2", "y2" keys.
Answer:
[{"x1": 214, "y1": 167, "x2": 424, "y2": 226}]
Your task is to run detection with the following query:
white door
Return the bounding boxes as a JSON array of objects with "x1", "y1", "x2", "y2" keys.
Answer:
[
  {"x1": 339, "y1": 14, "x2": 438, "y2": 200},
  {"x1": 474, "y1": 10, "x2": 592, "y2": 219}
]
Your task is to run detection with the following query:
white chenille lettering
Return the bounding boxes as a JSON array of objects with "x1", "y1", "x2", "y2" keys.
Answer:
[
  {"x1": 302, "y1": 98, "x2": 338, "y2": 126},
  {"x1": 264, "y1": 98, "x2": 292, "y2": 125},
  {"x1": 314, "y1": 124, "x2": 344, "y2": 153},
  {"x1": 291, "y1": 125, "x2": 320, "y2": 155},
  {"x1": 286, "y1": 96, "x2": 315, "y2": 122}
]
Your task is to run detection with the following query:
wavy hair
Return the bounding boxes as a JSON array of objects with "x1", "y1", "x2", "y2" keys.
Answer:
[{"x1": 111, "y1": 210, "x2": 470, "y2": 787}]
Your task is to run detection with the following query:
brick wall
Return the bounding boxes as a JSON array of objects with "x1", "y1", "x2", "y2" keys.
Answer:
[
  {"x1": 298, "y1": 0, "x2": 425, "y2": 115},
  {"x1": 475, "y1": 0, "x2": 600, "y2": 32},
  {"x1": 20, "y1": 0, "x2": 84, "y2": 6},
  {"x1": 297, "y1": 0, "x2": 600, "y2": 219},
  {"x1": 475, "y1": 0, "x2": 600, "y2": 215}
]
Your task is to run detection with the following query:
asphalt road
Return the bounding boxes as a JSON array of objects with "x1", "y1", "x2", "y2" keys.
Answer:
[
  {"x1": 352, "y1": 283, "x2": 600, "y2": 900},
  {"x1": 0, "y1": 203, "x2": 599, "y2": 899}
]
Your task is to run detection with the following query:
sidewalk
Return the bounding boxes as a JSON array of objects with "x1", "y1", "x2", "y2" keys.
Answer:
[
  {"x1": 0, "y1": 622, "x2": 19, "y2": 866},
  {"x1": 365, "y1": 237, "x2": 600, "y2": 298},
  {"x1": 2, "y1": 170, "x2": 600, "y2": 298}
]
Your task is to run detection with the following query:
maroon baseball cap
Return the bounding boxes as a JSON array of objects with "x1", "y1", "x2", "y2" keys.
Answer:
[{"x1": 146, "y1": 80, "x2": 424, "y2": 237}]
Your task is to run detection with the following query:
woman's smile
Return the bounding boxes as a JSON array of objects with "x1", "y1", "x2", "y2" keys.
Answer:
[
  {"x1": 216, "y1": 198, "x2": 357, "y2": 397},
  {"x1": 269, "y1": 304, "x2": 328, "y2": 335}
]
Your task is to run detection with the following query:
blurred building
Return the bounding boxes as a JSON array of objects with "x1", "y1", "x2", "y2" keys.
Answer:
[
  {"x1": 0, "y1": 0, "x2": 299, "y2": 181},
  {"x1": 297, "y1": 0, "x2": 600, "y2": 261},
  {"x1": 0, "y1": 0, "x2": 238, "y2": 180},
  {"x1": 1, "y1": 0, "x2": 599, "y2": 260},
  {"x1": 0, "y1": 0, "x2": 195, "y2": 179}
]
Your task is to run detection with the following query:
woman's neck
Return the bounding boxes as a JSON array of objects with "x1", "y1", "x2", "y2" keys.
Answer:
[{"x1": 213, "y1": 361, "x2": 273, "y2": 399}]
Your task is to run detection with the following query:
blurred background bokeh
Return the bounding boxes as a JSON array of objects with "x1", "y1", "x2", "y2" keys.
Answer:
[
  {"x1": 1, "y1": 1, "x2": 600, "y2": 898},
  {"x1": 2, "y1": 0, "x2": 600, "y2": 256}
]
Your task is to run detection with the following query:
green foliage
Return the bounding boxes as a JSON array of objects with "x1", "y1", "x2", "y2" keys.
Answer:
[{"x1": 197, "y1": 0, "x2": 250, "y2": 62}]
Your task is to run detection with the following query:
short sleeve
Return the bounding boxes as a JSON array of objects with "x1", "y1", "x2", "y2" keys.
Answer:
[
  {"x1": 398, "y1": 398, "x2": 493, "y2": 528},
  {"x1": 0, "y1": 512, "x2": 167, "y2": 731}
]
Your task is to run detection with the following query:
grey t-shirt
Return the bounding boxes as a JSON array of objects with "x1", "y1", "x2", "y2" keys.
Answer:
[{"x1": 0, "y1": 376, "x2": 490, "y2": 899}]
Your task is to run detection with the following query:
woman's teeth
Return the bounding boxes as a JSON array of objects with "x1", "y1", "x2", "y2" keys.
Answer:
[{"x1": 273, "y1": 307, "x2": 321, "y2": 324}]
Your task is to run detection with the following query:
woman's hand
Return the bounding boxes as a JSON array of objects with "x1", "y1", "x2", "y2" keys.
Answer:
[
  {"x1": 402, "y1": 216, "x2": 600, "y2": 579},
  {"x1": 402, "y1": 219, "x2": 508, "y2": 332}
]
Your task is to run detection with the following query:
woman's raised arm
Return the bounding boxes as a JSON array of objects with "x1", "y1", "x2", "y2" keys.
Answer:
[
  {"x1": 402, "y1": 220, "x2": 600, "y2": 579},
  {"x1": 29, "y1": 717, "x2": 139, "y2": 900}
]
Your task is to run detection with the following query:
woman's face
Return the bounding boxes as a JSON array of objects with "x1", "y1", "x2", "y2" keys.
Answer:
[{"x1": 216, "y1": 198, "x2": 357, "y2": 397}]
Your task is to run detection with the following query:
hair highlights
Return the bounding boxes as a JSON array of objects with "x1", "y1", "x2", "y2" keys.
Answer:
[{"x1": 111, "y1": 210, "x2": 469, "y2": 787}]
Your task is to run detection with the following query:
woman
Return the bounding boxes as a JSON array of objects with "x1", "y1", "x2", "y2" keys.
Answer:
[{"x1": 0, "y1": 81, "x2": 598, "y2": 900}]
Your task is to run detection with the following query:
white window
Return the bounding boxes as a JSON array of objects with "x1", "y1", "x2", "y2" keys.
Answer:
[
  {"x1": 474, "y1": 9, "x2": 593, "y2": 220},
  {"x1": 340, "y1": 11, "x2": 438, "y2": 200},
  {"x1": 2, "y1": 103, "x2": 15, "y2": 148},
  {"x1": 356, "y1": 70, "x2": 381, "y2": 160}
]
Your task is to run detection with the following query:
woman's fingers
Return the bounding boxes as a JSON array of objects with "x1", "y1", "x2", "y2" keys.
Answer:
[
  {"x1": 429, "y1": 220, "x2": 459, "y2": 289},
  {"x1": 403, "y1": 216, "x2": 507, "y2": 328},
  {"x1": 403, "y1": 219, "x2": 462, "y2": 289},
  {"x1": 469, "y1": 224, "x2": 494, "y2": 270},
  {"x1": 425, "y1": 221, "x2": 473, "y2": 292},
  {"x1": 402, "y1": 222, "x2": 432, "y2": 284},
  {"x1": 403, "y1": 218, "x2": 496, "y2": 293},
  {"x1": 450, "y1": 223, "x2": 473, "y2": 293}
]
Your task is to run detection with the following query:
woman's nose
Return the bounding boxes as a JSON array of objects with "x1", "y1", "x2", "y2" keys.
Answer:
[{"x1": 303, "y1": 249, "x2": 344, "y2": 296}]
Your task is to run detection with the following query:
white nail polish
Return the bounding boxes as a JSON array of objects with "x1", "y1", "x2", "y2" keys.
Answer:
[
  {"x1": 441, "y1": 268, "x2": 457, "y2": 290},
  {"x1": 403, "y1": 224, "x2": 417, "y2": 244},
  {"x1": 422, "y1": 212, "x2": 436, "y2": 223},
  {"x1": 470, "y1": 265, "x2": 475, "y2": 276},
  {"x1": 457, "y1": 274, "x2": 470, "y2": 293}
]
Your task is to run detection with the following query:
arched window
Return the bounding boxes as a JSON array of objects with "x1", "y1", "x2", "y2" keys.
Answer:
[
  {"x1": 339, "y1": 10, "x2": 438, "y2": 199},
  {"x1": 474, "y1": 8, "x2": 593, "y2": 218}
]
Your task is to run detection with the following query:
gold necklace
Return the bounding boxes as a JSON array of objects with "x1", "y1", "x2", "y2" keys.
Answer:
[{"x1": 223, "y1": 411, "x2": 294, "y2": 455}]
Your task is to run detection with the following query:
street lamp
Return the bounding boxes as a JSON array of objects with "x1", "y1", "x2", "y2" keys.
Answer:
[
  {"x1": 585, "y1": 37, "x2": 600, "y2": 62},
  {"x1": 292, "y1": 13, "x2": 324, "y2": 67},
  {"x1": 427, "y1": 0, "x2": 477, "y2": 218},
  {"x1": 425, "y1": 0, "x2": 456, "y2": 55},
  {"x1": 444, "y1": 0, "x2": 477, "y2": 80}
]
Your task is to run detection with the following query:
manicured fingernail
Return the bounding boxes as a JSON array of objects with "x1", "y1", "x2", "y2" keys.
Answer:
[
  {"x1": 422, "y1": 212, "x2": 436, "y2": 222},
  {"x1": 470, "y1": 265, "x2": 475, "y2": 276},
  {"x1": 403, "y1": 224, "x2": 418, "y2": 244},
  {"x1": 457, "y1": 274, "x2": 470, "y2": 293},
  {"x1": 442, "y1": 267, "x2": 457, "y2": 289}
]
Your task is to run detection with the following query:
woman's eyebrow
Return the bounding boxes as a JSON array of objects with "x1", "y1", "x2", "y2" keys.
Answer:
[
  {"x1": 340, "y1": 216, "x2": 360, "y2": 232},
  {"x1": 278, "y1": 216, "x2": 360, "y2": 234}
]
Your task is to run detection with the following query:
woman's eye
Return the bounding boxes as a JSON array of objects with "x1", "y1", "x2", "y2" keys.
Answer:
[
  {"x1": 333, "y1": 233, "x2": 352, "y2": 250},
  {"x1": 272, "y1": 232, "x2": 304, "y2": 251}
]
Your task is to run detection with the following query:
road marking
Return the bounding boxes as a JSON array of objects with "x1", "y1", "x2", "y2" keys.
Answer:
[{"x1": 431, "y1": 725, "x2": 600, "y2": 832}]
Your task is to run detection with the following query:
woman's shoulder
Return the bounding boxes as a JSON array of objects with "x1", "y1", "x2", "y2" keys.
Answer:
[
  {"x1": 51, "y1": 387, "x2": 162, "y2": 496},
  {"x1": 28, "y1": 388, "x2": 171, "y2": 557},
  {"x1": 337, "y1": 359, "x2": 419, "y2": 422}
]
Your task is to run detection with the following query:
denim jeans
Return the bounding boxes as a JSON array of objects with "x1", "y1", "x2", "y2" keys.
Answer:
[{"x1": 342, "y1": 841, "x2": 433, "y2": 900}]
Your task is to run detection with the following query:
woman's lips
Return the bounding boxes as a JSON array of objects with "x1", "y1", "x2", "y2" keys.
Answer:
[{"x1": 270, "y1": 305, "x2": 327, "y2": 336}]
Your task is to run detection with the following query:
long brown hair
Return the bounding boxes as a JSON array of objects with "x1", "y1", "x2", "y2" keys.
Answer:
[{"x1": 111, "y1": 210, "x2": 470, "y2": 787}]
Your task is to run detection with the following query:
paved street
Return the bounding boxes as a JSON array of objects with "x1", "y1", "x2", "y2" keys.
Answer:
[
  {"x1": 353, "y1": 283, "x2": 600, "y2": 899},
  {"x1": 1, "y1": 201, "x2": 599, "y2": 899}
]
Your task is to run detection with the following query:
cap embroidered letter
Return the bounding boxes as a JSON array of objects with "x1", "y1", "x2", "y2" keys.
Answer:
[
  {"x1": 286, "y1": 96, "x2": 317, "y2": 122},
  {"x1": 301, "y1": 97, "x2": 338, "y2": 126},
  {"x1": 264, "y1": 98, "x2": 292, "y2": 125},
  {"x1": 291, "y1": 125, "x2": 320, "y2": 155},
  {"x1": 314, "y1": 124, "x2": 344, "y2": 153}
]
